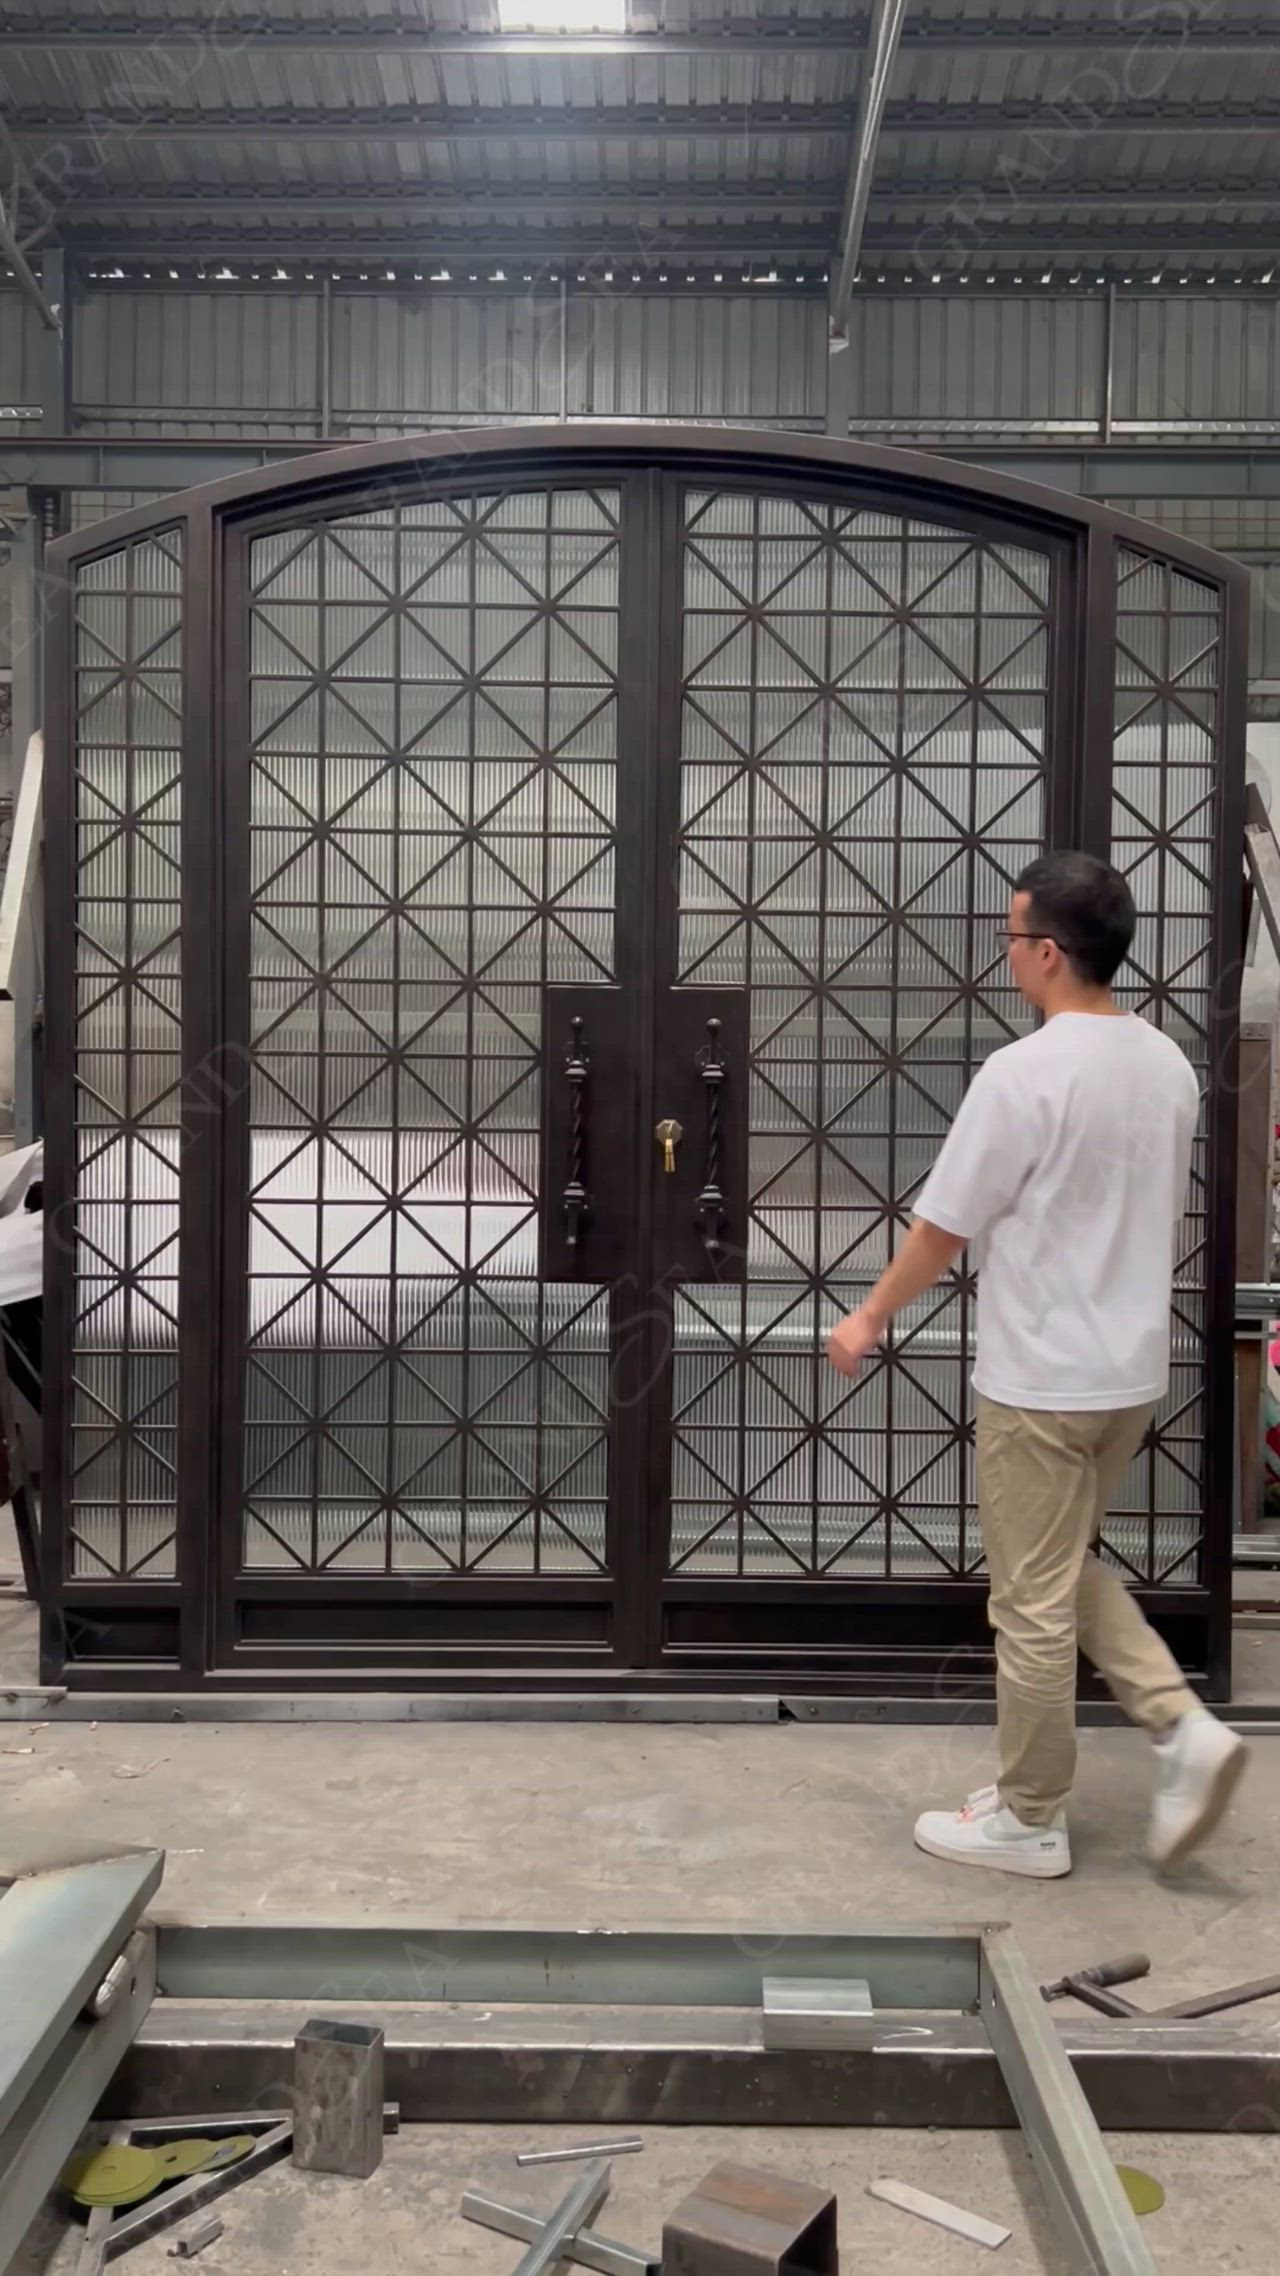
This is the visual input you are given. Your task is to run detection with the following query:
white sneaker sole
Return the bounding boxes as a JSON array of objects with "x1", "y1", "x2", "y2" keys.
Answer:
[
  {"x1": 913, "y1": 1828, "x2": 1072, "y2": 1880},
  {"x1": 1151, "y1": 1736, "x2": 1249, "y2": 1870}
]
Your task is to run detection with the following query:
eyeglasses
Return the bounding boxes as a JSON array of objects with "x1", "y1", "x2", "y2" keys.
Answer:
[{"x1": 995, "y1": 928, "x2": 1070, "y2": 950}]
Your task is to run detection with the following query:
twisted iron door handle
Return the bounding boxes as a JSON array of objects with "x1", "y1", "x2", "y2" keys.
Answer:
[
  {"x1": 695, "y1": 1016, "x2": 726, "y2": 1259},
  {"x1": 561, "y1": 1015, "x2": 590, "y2": 1248}
]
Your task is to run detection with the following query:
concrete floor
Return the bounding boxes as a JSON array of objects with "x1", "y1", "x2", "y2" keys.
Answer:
[
  {"x1": 5, "y1": 1484, "x2": 1280, "y2": 2274},
  {"x1": 2, "y1": 1709, "x2": 1279, "y2": 2273}
]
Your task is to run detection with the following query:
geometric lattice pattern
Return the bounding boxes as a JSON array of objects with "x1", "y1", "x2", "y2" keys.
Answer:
[
  {"x1": 242, "y1": 489, "x2": 620, "y2": 1573},
  {"x1": 1104, "y1": 545, "x2": 1219, "y2": 1587},
  {"x1": 70, "y1": 532, "x2": 183, "y2": 1580},
  {"x1": 669, "y1": 492, "x2": 1051, "y2": 1577}
]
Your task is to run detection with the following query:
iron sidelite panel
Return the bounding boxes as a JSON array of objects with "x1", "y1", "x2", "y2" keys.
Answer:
[
  {"x1": 1105, "y1": 547, "x2": 1219, "y2": 1589},
  {"x1": 669, "y1": 492, "x2": 1051, "y2": 1579},
  {"x1": 240, "y1": 488, "x2": 622, "y2": 1580},
  {"x1": 69, "y1": 533, "x2": 184, "y2": 1585}
]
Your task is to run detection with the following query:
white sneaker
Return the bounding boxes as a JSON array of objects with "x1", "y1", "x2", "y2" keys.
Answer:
[
  {"x1": 1149, "y1": 1709, "x2": 1248, "y2": 1869},
  {"x1": 913, "y1": 1785, "x2": 1072, "y2": 1879}
]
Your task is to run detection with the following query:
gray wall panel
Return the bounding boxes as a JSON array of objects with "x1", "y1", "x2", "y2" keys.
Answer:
[
  {"x1": 1116, "y1": 296, "x2": 1280, "y2": 425},
  {"x1": 52, "y1": 283, "x2": 1280, "y2": 440},
  {"x1": 333, "y1": 291, "x2": 562, "y2": 429},
  {"x1": 0, "y1": 291, "x2": 42, "y2": 411},
  {"x1": 77, "y1": 290, "x2": 322, "y2": 435},
  {"x1": 566, "y1": 294, "x2": 825, "y2": 424},
  {"x1": 845, "y1": 296, "x2": 1105, "y2": 427},
  {"x1": 17, "y1": 279, "x2": 1280, "y2": 683}
]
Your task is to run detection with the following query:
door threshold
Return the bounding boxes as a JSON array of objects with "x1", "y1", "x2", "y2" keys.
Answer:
[{"x1": 1, "y1": 1687, "x2": 1275, "y2": 1728}]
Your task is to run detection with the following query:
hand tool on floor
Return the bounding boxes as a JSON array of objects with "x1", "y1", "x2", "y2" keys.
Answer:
[
  {"x1": 1040, "y1": 1953, "x2": 1151, "y2": 2019},
  {"x1": 1041, "y1": 1951, "x2": 1280, "y2": 2021}
]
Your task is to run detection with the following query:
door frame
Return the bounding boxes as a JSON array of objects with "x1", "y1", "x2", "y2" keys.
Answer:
[{"x1": 40, "y1": 428, "x2": 1248, "y2": 1691}]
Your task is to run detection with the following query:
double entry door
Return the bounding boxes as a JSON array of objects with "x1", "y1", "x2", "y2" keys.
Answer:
[{"x1": 220, "y1": 468, "x2": 1058, "y2": 1678}]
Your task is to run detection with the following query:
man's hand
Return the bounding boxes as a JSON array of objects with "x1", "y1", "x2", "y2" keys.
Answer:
[{"x1": 826, "y1": 1305, "x2": 885, "y2": 1378}]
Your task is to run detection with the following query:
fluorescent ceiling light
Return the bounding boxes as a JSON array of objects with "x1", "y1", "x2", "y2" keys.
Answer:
[{"x1": 497, "y1": 0, "x2": 627, "y2": 26}]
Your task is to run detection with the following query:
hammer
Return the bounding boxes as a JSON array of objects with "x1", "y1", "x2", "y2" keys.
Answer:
[{"x1": 1040, "y1": 1953, "x2": 1151, "y2": 2018}]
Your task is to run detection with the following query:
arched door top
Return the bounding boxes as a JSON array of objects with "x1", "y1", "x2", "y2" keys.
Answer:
[{"x1": 48, "y1": 423, "x2": 1242, "y2": 593}]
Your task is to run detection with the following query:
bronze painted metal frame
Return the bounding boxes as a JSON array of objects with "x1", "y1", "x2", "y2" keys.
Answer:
[{"x1": 41, "y1": 427, "x2": 1248, "y2": 1692}]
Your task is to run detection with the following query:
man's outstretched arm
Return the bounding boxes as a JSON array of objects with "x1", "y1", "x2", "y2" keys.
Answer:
[{"x1": 827, "y1": 1217, "x2": 966, "y2": 1377}]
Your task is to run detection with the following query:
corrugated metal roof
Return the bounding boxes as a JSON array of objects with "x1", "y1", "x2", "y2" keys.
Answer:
[{"x1": 1, "y1": 0, "x2": 1277, "y2": 275}]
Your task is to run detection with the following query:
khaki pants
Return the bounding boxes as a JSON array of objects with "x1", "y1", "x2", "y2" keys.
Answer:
[{"x1": 977, "y1": 1396, "x2": 1199, "y2": 1826}]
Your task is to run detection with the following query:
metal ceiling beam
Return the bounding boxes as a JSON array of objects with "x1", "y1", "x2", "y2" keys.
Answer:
[
  {"x1": 0, "y1": 15, "x2": 1271, "y2": 55},
  {"x1": 63, "y1": 228, "x2": 1280, "y2": 267},
  {"x1": 10, "y1": 103, "x2": 1280, "y2": 144},
  {"x1": 67, "y1": 230, "x2": 842, "y2": 264},
  {"x1": 864, "y1": 228, "x2": 1280, "y2": 256},
  {"x1": 0, "y1": 200, "x2": 57, "y2": 327},
  {"x1": 829, "y1": 0, "x2": 910, "y2": 341},
  {"x1": 62, "y1": 188, "x2": 846, "y2": 219},
  {"x1": 0, "y1": 111, "x2": 59, "y2": 330},
  {"x1": 51, "y1": 187, "x2": 1280, "y2": 224},
  {"x1": 6, "y1": 106, "x2": 853, "y2": 144}
]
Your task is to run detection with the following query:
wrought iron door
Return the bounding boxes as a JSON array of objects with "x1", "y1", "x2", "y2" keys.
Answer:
[
  {"x1": 648, "y1": 487, "x2": 1059, "y2": 1673},
  {"x1": 216, "y1": 481, "x2": 657, "y2": 1667},
  {"x1": 42, "y1": 430, "x2": 1245, "y2": 1691}
]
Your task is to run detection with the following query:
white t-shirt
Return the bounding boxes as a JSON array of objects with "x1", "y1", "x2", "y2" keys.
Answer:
[{"x1": 915, "y1": 1012, "x2": 1201, "y2": 1412}]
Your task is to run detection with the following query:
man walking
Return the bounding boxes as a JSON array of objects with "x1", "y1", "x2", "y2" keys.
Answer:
[{"x1": 827, "y1": 851, "x2": 1246, "y2": 1878}]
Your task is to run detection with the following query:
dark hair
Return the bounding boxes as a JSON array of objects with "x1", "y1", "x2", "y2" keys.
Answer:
[{"x1": 1014, "y1": 852, "x2": 1135, "y2": 986}]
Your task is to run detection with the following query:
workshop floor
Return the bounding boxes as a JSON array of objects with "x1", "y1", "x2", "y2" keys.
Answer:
[
  {"x1": 14, "y1": 2116, "x2": 1278, "y2": 2276},
  {"x1": 4, "y1": 1499, "x2": 1280, "y2": 2274}
]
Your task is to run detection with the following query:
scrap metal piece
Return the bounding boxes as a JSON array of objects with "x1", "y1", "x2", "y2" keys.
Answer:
[
  {"x1": 292, "y1": 2018, "x2": 385, "y2": 2179},
  {"x1": 169, "y1": 2217, "x2": 224, "y2": 2258},
  {"x1": 462, "y1": 2187, "x2": 659, "y2": 2276},
  {"x1": 662, "y1": 2161, "x2": 837, "y2": 2276},
  {"x1": 513, "y1": 2157, "x2": 611, "y2": 2276},
  {"x1": 761, "y1": 1977, "x2": 873, "y2": 2049},
  {"x1": 867, "y1": 2176, "x2": 1011, "y2": 2250},
  {"x1": 980, "y1": 1927, "x2": 1158, "y2": 2276},
  {"x1": 516, "y1": 2139, "x2": 642, "y2": 2168},
  {"x1": 128, "y1": 2103, "x2": 399, "y2": 2136}
]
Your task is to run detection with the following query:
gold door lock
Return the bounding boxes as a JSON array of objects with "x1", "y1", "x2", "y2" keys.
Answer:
[{"x1": 655, "y1": 1118, "x2": 683, "y2": 1173}]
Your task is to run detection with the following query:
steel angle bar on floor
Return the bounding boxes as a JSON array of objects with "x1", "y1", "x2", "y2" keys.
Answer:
[
  {"x1": 0, "y1": 1930, "x2": 156, "y2": 2275},
  {"x1": 148, "y1": 1923, "x2": 983, "y2": 2009},
  {"x1": 0, "y1": 1850, "x2": 164, "y2": 2136},
  {"x1": 980, "y1": 1926, "x2": 1158, "y2": 2275}
]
